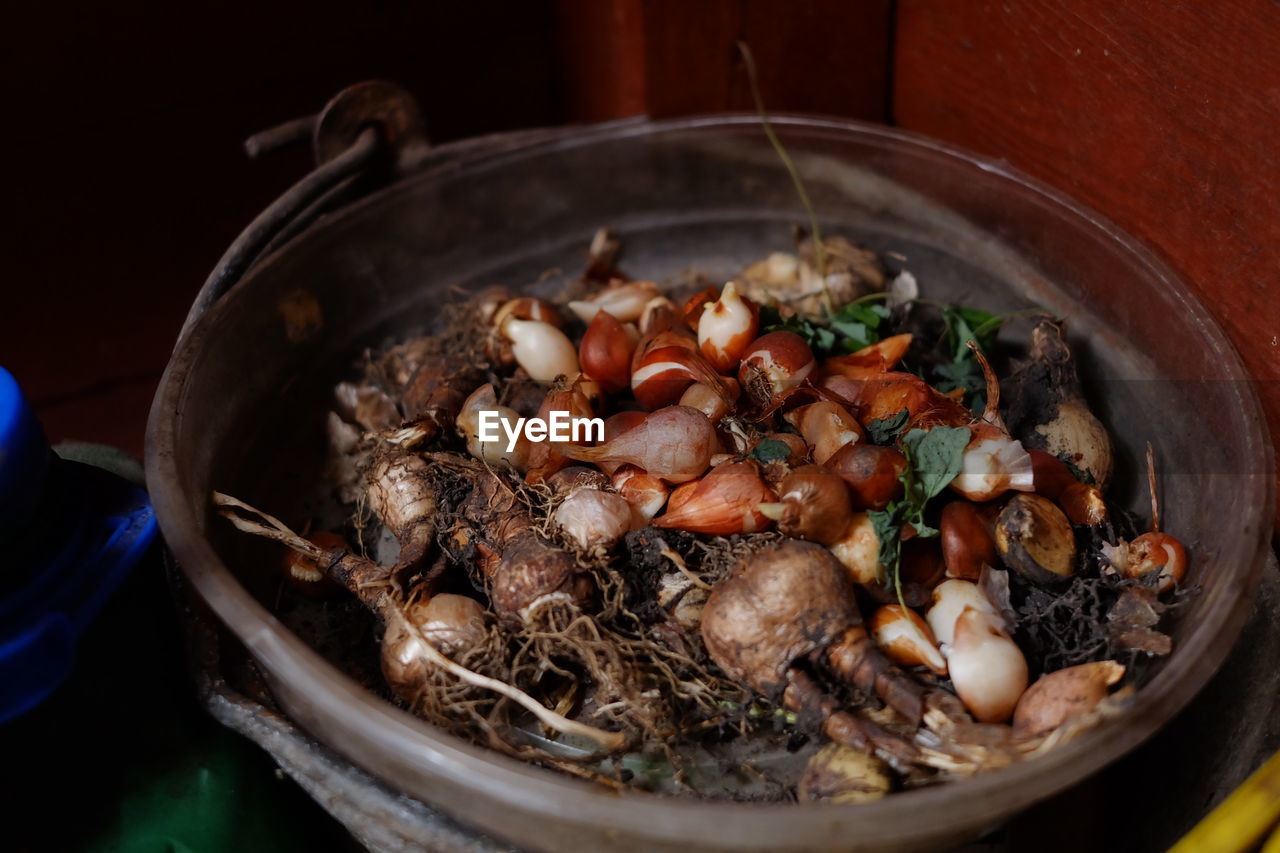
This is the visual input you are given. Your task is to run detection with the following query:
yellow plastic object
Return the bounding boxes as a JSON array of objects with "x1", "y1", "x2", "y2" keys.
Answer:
[{"x1": 1172, "y1": 750, "x2": 1280, "y2": 853}]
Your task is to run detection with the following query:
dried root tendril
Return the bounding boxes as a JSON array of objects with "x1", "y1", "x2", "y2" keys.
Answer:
[{"x1": 213, "y1": 490, "x2": 627, "y2": 753}]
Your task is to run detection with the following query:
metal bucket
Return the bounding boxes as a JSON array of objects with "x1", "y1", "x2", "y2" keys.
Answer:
[{"x1": 146, "y1": 110, "x2": 1273, "y2": 851}]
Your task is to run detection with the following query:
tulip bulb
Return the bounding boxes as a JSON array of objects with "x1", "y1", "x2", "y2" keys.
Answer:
[
  {"x1": 950, "y1": 424, "x2": 1035, "y2": 501},
  {"x1": 679, "y1": 379, "x2": 738, "y2": 422},
  {"x1": 653, "y1": 459, "x2": 777, "y2": 534},
  {"x1": 940, "y1": 501, "x2": 997, "y2": 580},
  {"x1": 612, "y1": 464, "x2": 670, "y2": 524},
  {"x1": 382, "y1": 594, "x2": 489, "y2": 691},
  {"x1": 553, "y1": 488, "x2": 634, "y2": 554},
  {"x1": 1013, "y1": 660, "x2": 1126, "y2": 737},
  {"x1": 456, "y1": 384, "x2": 529, "y2": 470},
  {"x1": 855, "y1": 372, "x2": 966, "y2": 427},
  {"x1": 785, "y1": 401, "x2": 864, "y2": 465},
  {"x1": 762, "y1": 465, "x2": 853, "y2": 546},
  {"x1": 799, "y1": 744, "x2": 892, "y2": 804},
  {"x1": 631, "y1": 344, "x2": 729, "y2": 411},
  {"x1": 698, "y1": 281, "x2": 759, "y2": 373},
  {"x1": 501, "y1": 318, "x2": 579, "y2": 381},
  {"x1": 638, "y1": 295, "x2": 683, "y2": 335},
  {"x1": 870, "y1": 605, "x2": 947, "y2": 674},
  {"x1": 492, "y1": 296, "x2": 563, "y2": 328},
  {"x1": 995, "y1": 494, "x2": 1077, "y2": 585},
  {"x1": 681, "y1": 285, "x2": 720, "y2": 328},
  {"x1": 738, "y1": 331, "x2": 816, "y2": 406},
  {"x1": 556, "y1": 405, "x2": 714, "y2": 483},
  {"x1": 1103, "y1": 532, "x2": 1187, "y2": 592},
  {"x1": 926, "y1": 579, "x2": 999, "y2": 648},
  {"x1": 1029, "y1": 449, "x2": 1107, "y2": 525},
  {"x1": 828, "y1": 512, "x2": 883, "y2": 585},
  {"x1": 824, "y1": 443, "x2": 907, "y2": 510},
  {"x1": 579, "y1": 309, "x2": 639, "y2": 392},
  {"x1": 568, "y1": 280, "x2": 660, "y2": 324},
  {"x1": 946, "y1": 606, "x2": 1028, "y2": 723},
  {"x1": 524, "y1": 379, "x2": 598, "y2": 483}
]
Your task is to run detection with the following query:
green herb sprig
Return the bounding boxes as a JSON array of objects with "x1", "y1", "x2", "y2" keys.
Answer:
[{"x1": 867, "y1": 426, "x2": 971, "y2": 611}]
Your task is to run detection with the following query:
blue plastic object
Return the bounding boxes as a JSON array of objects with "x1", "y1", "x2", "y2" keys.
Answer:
[{"x1": 0, "y1": 367, "x2": 157, "y2": 722}]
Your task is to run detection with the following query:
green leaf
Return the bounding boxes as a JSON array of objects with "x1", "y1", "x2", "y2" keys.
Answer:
[
  {"x1": 867, "y1": 425, "x2": 971, "y2": 599},
  {"x1": 866, "y1": 409, "x2": 910, "y2": 445},
  {"x1": 900, "y1": 426, "x2": 971, "y2": 501},
  {"x1": 749, "y1": 438, "x2": 792, "y2": 462},
  {"x1": 829, "y1": 302, "x2": 889, "y2": 352},
  {"x1": 762, "y1": 311, "x2": 835, "y2": 353},
  {"x1": 868, "y1": 508, "x2": 903, "y2": 581},
  {"x1": 830, "y1": 319, "x2": 870, "y2": 348},
  {"x1": 942, "y1": 304, "x2": 999, "y2": 362}
]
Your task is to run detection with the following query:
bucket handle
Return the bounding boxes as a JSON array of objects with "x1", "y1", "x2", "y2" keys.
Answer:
[{"x1": 176, "y1": 81, "x2": 430, "y2": 342}]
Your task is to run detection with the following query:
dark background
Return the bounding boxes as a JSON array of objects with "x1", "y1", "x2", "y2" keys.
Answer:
[{"x1": 3, "y1": 1, "x2": 1278, "y2": 849}]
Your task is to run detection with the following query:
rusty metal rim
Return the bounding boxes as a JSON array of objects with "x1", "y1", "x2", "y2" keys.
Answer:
[{"x1": 146, "y1": 114, "x2": 1274, "y2": 850}]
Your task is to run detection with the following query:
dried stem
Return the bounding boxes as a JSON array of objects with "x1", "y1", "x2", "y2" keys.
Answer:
[
  {"x1": 738, "y1": 40, "x2": 831, "y2": 316},
  {"x1": 1146, "y1": 442, "x2": 1161, "y2": 533}
]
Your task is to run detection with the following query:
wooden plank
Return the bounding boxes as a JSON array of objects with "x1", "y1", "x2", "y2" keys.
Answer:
[
  {"x1": 555, "y1": 0, "x2": 892, "y2": 120},
  {"x1": 893, "y1": 0, "x2": 1280, "y2": 525}
]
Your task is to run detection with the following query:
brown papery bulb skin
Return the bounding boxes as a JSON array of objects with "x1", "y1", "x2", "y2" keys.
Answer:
[
  {"x1": 653, "y1": 459, "x2": 777, "y2": 534},
  {"x1": 698, "y1": 281, "x2": 759, "y2": 373},
  {"x1": 855, "y1": 372, "x2": 952, "y2": 425},
  {"x1": 817, "y1": 374, "x2": 866, "y2": 407},
  {"x1": 679, "y1": 379, "x2": 738, "y2": 423},
  {"x1": 579, "y1": 309, "x2": 639, "y2": 393},
  {"x1": 681, "y1": 285, "x2": 720, "y2": 329},
  {"x1": 1028, "y1": 449, "x2": 1107, "y2": 525},
  {"x1": 604, "y1": 410, "x2": 647, "y2": 440},
  {"x1": 820, "y1": 334, "x2": 913, "y2": 380},
  {"x1": 631, "y1": 345, "x2": 726, "y2": 411},
  {"x1": 870, "y1": 604, "x2": 947, "y2": 674},
  {"x1": 524, "y1": 381, "x2": 598, "y2": 484},
  {"x1": 612, "y1": 464, "x2": 670, "y2": 523},
  {"x1": 701, "y1": 540, "x2": 862, "y2": 696},
  {"x1": 771, "y1": 465, "x2": 854, "y2": 545},
  {"x1": 493, "y1": 296, "x2": 564, "y2": 329},
  {"x1": 556, "y1": 405, "x2": 715, "y2": 483},
  {"x1": 488, "y1": 532, "x2": 595, "y2": 621},
  {"x1": 940, "y1": 501, "x2": 998, "y2": 580},
  {"x1": 1013, "y1": 660, "x2": 1126, "y2": 737},
  {"x1": 824, "y1": 443, "x2": 908, "y2": 510},
  {"x1": 281, "y1": 531, "x2": 346, "y2": 596},
  {"x1": 786, "y1": 401, "x2": 865, "y2": 466},
  {"x1": 553, "y1": 488, "x2": 633, "y2": 553},
  {"x1": 381, "y1": 594, "x2": 488, "y2": 698},
  {"x1": 900, "y1": 539, "x2": 946, "y2": 589},
  {"x1": 1115, "y1": 532, "x2": 1188, "y2": 592},
  {"x1": 738, "y1": 331, "x2": 816, "y2": 406}
]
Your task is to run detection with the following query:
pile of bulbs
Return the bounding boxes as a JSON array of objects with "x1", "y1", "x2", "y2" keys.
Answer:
[{"x1": 451, "y1": 275, "x2": 1187, "y2": 730}]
